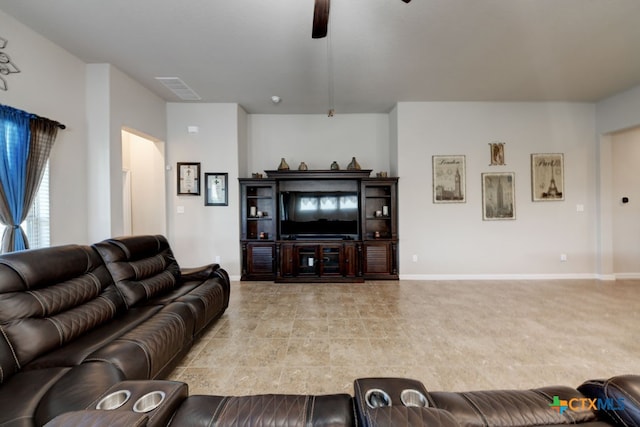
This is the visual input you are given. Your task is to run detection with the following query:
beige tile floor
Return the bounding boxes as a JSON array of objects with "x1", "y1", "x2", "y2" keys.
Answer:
[{"x1": 168, "y1": 279, "x2": 640, "y2": 396}]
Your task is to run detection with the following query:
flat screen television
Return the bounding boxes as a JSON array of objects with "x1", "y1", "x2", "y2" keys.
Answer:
[{"x1": 280, "y1": 191, "x2": 360, "y2": 239}]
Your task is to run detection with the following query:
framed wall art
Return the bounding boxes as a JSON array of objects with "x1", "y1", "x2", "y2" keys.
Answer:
[
  {"x1": 177, "y1": 162, "x2": 201, "y2": 195},
  {"x1": 205, "y1": 173, "x2": 228, "y2": 206},
  {"x1": 489, "y1": 142, "x2": 506, "y2": 166},
  {"x1": 0, "y1": 36, "x2": 21, "y2": 91},
  {"x1": 531, "y1": 153, "x2": 564, "y2": 201},
  {"x1": 432, "y1": 155, "x2": 466, "y2": 203},
  {"x1": 482, "y1": 172, "x2": 515, "y2": 220}
]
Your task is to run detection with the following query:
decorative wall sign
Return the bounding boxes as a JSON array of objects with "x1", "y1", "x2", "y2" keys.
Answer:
[
  {"x1": 432, "y1": 155, "x2": 466, "y2": 203},
  {"x1": 482, "y1": 172, "x2": 515, "y2": 220},
  {"x1": 489, "y1": 142, "x2": 505, "y2": 166},
  {"x1": 177, "y1": 162, "x2": 201, "y2": 195},
  {"x1": 0, "y1": 37, "x2": 21, "y2": 91},
  {"x1": 531, "y1": 153, "x2": 564, "y2": 201},
  {"x1": 205, "y1": 173, "x2": 228, "y2": 206}
]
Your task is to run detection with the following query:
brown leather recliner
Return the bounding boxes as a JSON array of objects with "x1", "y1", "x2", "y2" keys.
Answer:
[
  {"x1": 92, "y1": 234, "x2": 229, "y2": 338},
  {"x1": 167, "y1": 393, "x2": 356, "y2": 427},
  {"x1": 0, "y1": 236, "x2": 230, "y2": 426},
  {"x1": 0, "y1": 244, "x2": 134, "y2": 425},
  {"x1": 578, "y1": 375, "x2": 640, "y2": 427},
  {"x1": 353, "y1": 377, "x2": 621, "y2": 427}
]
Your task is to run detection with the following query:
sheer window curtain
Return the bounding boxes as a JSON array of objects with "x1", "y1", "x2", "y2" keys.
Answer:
[{"x1": 0, "y1": 105, "x2": 58, "y2": 252}]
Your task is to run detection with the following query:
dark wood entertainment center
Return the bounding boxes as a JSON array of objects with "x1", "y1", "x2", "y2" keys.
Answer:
[{"x1": 239, "y1": 169, "x2": 398, "y2": 282}]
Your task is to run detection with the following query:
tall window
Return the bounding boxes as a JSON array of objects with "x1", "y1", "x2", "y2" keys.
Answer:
[
  {"x1": 1, "y1": 104, "x2": 58, "y2": 252},
  {"x1": 0, "y1": 162, "x2": 50, "y2": 248}
]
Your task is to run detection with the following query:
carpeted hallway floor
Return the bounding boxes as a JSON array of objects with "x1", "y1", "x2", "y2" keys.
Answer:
[{"x1": 169, "y1": 279, "x2": 640, "y2": 396}]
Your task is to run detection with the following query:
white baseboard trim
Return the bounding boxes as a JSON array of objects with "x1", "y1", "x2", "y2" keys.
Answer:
[
  {"x1": 229, "y1": 273, "x2": 631, "y2": 282},
  {"x1": 613, "y1": 273, "x2": 640, "y2": 280},
  {"x1": 399, "y1": 273, "x2": 604, "y2": 281}
]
